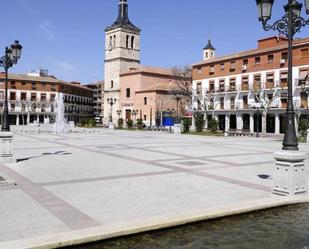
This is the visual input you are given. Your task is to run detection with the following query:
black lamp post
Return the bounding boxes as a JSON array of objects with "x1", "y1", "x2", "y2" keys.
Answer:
[
  {"x1": 172, "y1": 92, "x2": 183, "y2": 124},
  {"x1": 107, "y1": 98, "x2": 117, "y2": 122},
  {"x1": 0, "y1": 41, "x2": 22, "y2": 132},
  {"x1": 252, "y1": 106, "x2": 261, "y2": 137},
  {"x1": 256, "y1": 0, "x2": 309, "y2": 150}
]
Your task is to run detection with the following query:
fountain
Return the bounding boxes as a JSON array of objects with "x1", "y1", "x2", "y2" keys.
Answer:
[{"x1": 53, "y1": 93, "x2": 66, "y2": 134}]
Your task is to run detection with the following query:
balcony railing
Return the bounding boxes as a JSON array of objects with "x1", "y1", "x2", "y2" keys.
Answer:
[
  {"x1": 241, "y1": 84, "x2": 249, "y2": 91},
  {"x1": 266, "y1": 82, "x2": 274, "y2": 89}
]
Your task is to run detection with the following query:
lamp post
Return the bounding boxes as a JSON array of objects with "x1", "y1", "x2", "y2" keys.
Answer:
[
  {"x1": 256, "y1": 0, "x2": 309, "y2": 195},
  {"x1": 256, "y1": 0, "x2": 309, "y2": 150},
  {"x1": 107, "y1": 98, "x2": 116, "y2": 123},
  {"x1": 172, "y1": 91, "x2": 183, "y2": 124},
  {"x1": 252, "y1": 106, "x2": 262, "y2": 137},
  {"x1": 0, "y1": 41, "x2": 22, "y2": 131}
]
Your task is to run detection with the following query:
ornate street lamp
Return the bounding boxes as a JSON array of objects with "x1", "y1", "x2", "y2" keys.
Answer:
[
  {"x1": 256, "y1": 0, "x2": 309, "y2": 151},
  {"x1": 107, "y1": 98, "x2": 117, "y2": 122},
  {"x1": 0, "y1": 41, "x2": 22, "y2": 131}
]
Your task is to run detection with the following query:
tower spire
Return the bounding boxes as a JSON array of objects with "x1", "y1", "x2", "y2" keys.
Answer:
[{"x1": 105, "y1": 0, "x2": 140, "y2": 32}]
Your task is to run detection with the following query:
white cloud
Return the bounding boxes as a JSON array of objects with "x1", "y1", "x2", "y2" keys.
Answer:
[
  {"x1": 39, "y1": 21, "x2": 56, "y2": 40},
  {"x1": 54, "y1": 61, "x2": 76, "y2": 72}
]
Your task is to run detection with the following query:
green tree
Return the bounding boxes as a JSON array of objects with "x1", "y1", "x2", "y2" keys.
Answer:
[
  {"x1": 298, "y1": 118, "x2": 309, "y2": 137},
  {"x1": 182, "y1": 118, "x2": 191, "y2": 133},
  {"x1": 136, "y1": 119, "x2": 144, "y2": 129},
  {"x1": 195, "y1": 114, "x2": 205, "y2": 133},
  {"x1": 208, "y1": 118, "x2": 219, "y2": 133},
  {"x1": 126, "y1": 119, "x2": 133, "y2": 129},
  {"x1": 117, "y1": 118, "x2": 124, "y2": 129}
]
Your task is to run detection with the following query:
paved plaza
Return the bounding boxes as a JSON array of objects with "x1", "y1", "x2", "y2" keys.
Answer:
[{"x1": 0, "y1": 130, "x2": 309, "y2": 249}]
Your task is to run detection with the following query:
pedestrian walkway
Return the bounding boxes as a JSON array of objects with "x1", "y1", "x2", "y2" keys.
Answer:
[{"x1": 0, "y1": 130, "x2": 308, "y2": 249}]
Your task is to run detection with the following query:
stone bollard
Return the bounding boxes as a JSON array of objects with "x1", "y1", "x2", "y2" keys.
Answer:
[
  {"x1": 273, "y1": 151, "x2": 306, "y2": 196},
  {"x1": 173, "y1": 124, "x2": 182, "y2": 135},
  {"x1": 0, "y1": 132, "x2": 17, "y2": 163}
]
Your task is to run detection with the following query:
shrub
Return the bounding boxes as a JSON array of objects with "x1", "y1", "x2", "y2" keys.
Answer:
[
  {"x1": 136, "y1": 119, "x2": 144, "y2": 129},
  {"x1": 208, "y1": 118, "x2": 219, "y2": 133},
  {"x1": 298, "y1": 118, "x2": 309, "y2": 137},
  {"x1": 126, "y1": 119, "x2": 133, "y2": 129},
  {"x1": 117, "y1": 118, "x2": 124, "y2": 129},
  {"x1": 89, "y1": 119, "x2": 96, "y2": 127},
  {"x1": 182, "y1": 118, "x2": 191, "y2": 133},
  {"x1": 195, "y1": 114, "x2": 205, "y2": 133}
]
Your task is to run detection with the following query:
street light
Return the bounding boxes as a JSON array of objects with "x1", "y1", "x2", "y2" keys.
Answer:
[
  {"x1": 107, "y1": 98, "x2": 116, "y2": 123},
  {"x1": 171, "y1": 91, "x2": 183, "y2": 124},
  {"x1": 256, "y1": 0, "x2": 309, "y2": 151},
  {"x1": 0, "y1": 41, "x2": 22, "y2": 131},
  {"x1": 252, "y1": 106, "x2": 262, "y2": 137}
]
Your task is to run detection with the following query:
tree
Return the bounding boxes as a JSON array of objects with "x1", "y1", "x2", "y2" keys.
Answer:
[
  {"x1": 253, "y1": 87, "x2": 281, "y2": 136},
  {"x1": 171, "y1": 66, "x2": 192, "y2": 103}
]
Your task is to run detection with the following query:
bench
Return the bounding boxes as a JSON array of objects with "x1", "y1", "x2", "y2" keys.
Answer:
[{"x1": 227, "y1": 129, "x2": 254, "y2": 136}]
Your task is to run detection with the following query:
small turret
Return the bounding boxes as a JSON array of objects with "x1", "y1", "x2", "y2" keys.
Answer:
[{"x1": 203, "y1": 40, "x2": 216, "y2": 61}]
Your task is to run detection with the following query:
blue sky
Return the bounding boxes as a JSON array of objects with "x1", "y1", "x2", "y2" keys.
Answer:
[{"x1": 1, "y1": 0, "x2": 309, "y2": 84}]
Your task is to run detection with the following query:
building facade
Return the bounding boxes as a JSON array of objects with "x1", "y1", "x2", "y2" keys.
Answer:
[
  {"x1": 192, "y1": 37, "x2": 309, "y2": 134},
  {"x1": 119, "y1": 66, "x2": 183, "y2": 126},
  {"x1": 104, "y1": 0, "x2": 141, "y2": 124},
  {"x1": 0, "y1": 71, "x2": 95, "y2": 125},
  {"x1": 85, "y1": 81, "x2": 104, "y2": 123}
]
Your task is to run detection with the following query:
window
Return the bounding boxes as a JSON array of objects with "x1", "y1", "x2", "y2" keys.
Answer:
[
  {"x1": 268, "y1": 54, "x2": 274, "y2": 63},
  {"x1": 229, "y1": 78, "x2": 236, "y2": 91},
  {"x1": 21, "y1": 104, "x2": 26, "y2": 112},
  {"x1": 113, "y1": 35, "x2": 116, "y2": 48},
  {"x1": 242, "y1": 76, "x2": 249, "y2": 90},
  {"x1": 255, "y1": 57, "x2": 260, "y2": 65},
  {"x1": 280, "y1": 71, "x2": 288, "y2": 87},
  {"x1": 21, "y1": 81, "x2": 26, "y2": 86},
  {"x1": 301, "y1": 48, "x2": 309, "y2": 57},
  {"x1": 209, "y1": 81, "x2": 215, "y2": 92},
  {"x1": 131, "y1": 36, "x2": 134, "y2": 49},
  {"x1": 266, "y1": 73, "x2": 274, "y2": 88},
  {"x1": 111, "y1": 80, "x2": 114, "y2": 88},
  {"x1": 109, "y1": 36, "x2": 112, "y2": 49},
  {"x1": 32, "y1": 82, "x2": 36, "y2": 89},
  {"x1": 144, "y1": 115, "x2": 147, "y2": 121},
  {"x1": 243, "y1": 96, "x2": 248, "y2": 109},
  {"x1": 126, "y1": 88, "x2": 131, "y2": 98},
  {"x1": 243, "y1": 59, "x2": 248, "y2": 66},
  {"x1": 230, "y1": 97, "x2": 235, "y2": 109},
  {"x1": 220, "y1": 97, "x2": 224, "y2": 109},
  {"x1": 254, "y1": 74, "x2": 261, "y2": 90},
  {"x1": 197, "y1": 67, "x2": 202, "y2": 74},
  {"x1": 220, "y1": 63, "x2": 224, "y2": 71},
  {"x1": 21, "y1": 92, "x2": 27, "y2": 101},
  {"x1": 10, "y1": 104, "x2": 15, "y2": 112},
  {"x1": 219, "y1": 79, "x2": 225, "y2": 92},
  {"x1": 51, "y1": 84, "x2": 56, "y2": 91},
  {"x1": 31, "y1": 93, "x2": 37, "y2": 101},
  {"x1": 144, "y1": 97, "x2": 147, "y2": 105},
  {"x1": 281, "y1": 52, "x2": 288, "y2": 60},
  {"x1": 42, "y1": 82, "x2": 46, "y2": 89},
  {"x1": 209, "y1": 65, "x2": 215, "y2": 75},
  {"x1": 126, "y1": 35, "x2": 129, "y2": 48},
  {"x1": 196, "y1": 82, "x2": 202, "y2": 94},
  {"x1": 41, "y1": 93, "x2": 46, "y2": 102},
  {"x1": 10, "y1": 81, "x2": 16, "y2": 88},
  {"x1": 10, "y1": 92, "x2": 16, "y2": 101},
  {"x1": 205, "y1": 52, "x2": 208, "y2": 59},
  {"x1": 230, "y1": 61, "x2": 236, "y2": 72}
]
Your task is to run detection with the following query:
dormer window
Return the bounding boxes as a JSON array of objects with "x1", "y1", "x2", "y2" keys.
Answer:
[
  {"x1": 111, "y1": 80, "x2": 114, "y2": 88},
  {"x1": 126, "y1": 35, "x2": 129, "y2": 48}
]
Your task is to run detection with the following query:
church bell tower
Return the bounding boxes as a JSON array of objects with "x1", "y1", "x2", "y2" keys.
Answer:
[{"x1": 104, "y1": 0, "x2": 141, "y2": 124}]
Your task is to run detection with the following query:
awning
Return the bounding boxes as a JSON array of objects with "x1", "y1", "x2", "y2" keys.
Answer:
[{"x1": 267, "y1": 75, "x2": 274, "y2": 80}]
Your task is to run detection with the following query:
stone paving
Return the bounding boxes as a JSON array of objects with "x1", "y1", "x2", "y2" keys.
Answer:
[{"x1": 0, "y1": 130, "x2": 309, "y2": 249}]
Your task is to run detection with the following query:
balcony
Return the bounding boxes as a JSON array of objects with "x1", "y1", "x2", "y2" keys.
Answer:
[
  {"x1": 253, "y1": 82, "x2": 261, "y2": 90},
  {"x1": 280, "y1": 81, "x2": 288, "y2": 88}
]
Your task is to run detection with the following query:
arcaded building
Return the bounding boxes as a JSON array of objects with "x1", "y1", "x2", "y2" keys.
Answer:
[
  {"x1": 0, "y1": 71, "x2": 95, "y2": 125},
  {"x1": 192, "y1": 37, "x2": 309, "y2": 134}
]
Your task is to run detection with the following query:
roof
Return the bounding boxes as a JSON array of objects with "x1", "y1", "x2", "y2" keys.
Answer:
[
  {"x1": 120, "y1": 66, "x2": 175, "y2": 77},
  {"x1": 105, "y1": 0, "x2": 140, "y2": 32},
  {"x1": 0, "y1": 73, "x2": 95, "y2": 92},
  {"x1": 203, "y1": 40, "x2": 216, "y2": 50},
  {"x1": 193, "y1": 37, "x2": 309, "y2": 67}
]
